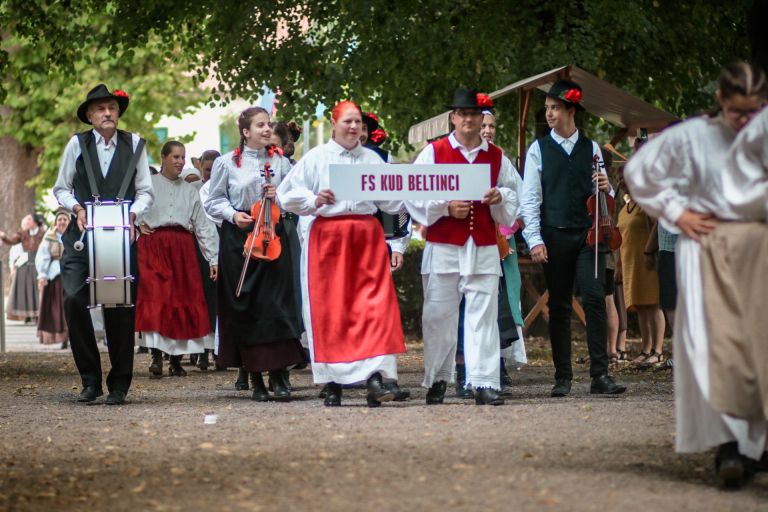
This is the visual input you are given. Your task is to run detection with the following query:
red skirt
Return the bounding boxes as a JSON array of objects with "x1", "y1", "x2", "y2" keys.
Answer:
[
  {"x1": 136, "y1": 226, "x2": 209, "y2": 340},
  {"x1": 308, "y1": 215, "x2": 405, "y2": 363}
]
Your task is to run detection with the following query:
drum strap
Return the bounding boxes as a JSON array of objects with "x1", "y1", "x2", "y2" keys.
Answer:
[
  {"x1": 117, "y1": 138, "x2": 145, "y2": 201},
  {"x1": 77, "y1": 133, "x2": 101, "y2": 201}
]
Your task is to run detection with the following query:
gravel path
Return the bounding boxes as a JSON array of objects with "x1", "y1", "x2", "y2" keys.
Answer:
[{"x1": 1, "y1": 344, "x2": 767, "y2": 511}]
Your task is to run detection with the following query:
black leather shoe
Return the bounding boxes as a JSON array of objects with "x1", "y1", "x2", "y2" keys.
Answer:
[
  {"x1": 196, "y1": 351, "x2": 210, "y2": 371},
  {"x1": 168, "y1": 356, "x2": 187, "y2": 377},
  {"x1": 235, "y1": 367, "x2": 249, "y2": 390},
  {"x1": 250, "y1": 372, "x2": 269, "y2": 402},
  {"x1": 268, "y1": 370, "x2": 291, "y2": 401},
  {"x1": 716, "y1": 442, "x2": 746, "y2": 488},
  {"x1": 324, "y1": 382, "x2": 342, "y2": 406},
  {"x1": 105, "y1": 390, "x2": 126, "y2": 405},
  {"x1": 475, "y1": 387, "x2": 505, "y2": 406},
  {"x1": 149, "y1": 350, "x2": 163, "y2": 379},
  {"x1": 455, "y1": 364, "x2": 474, "y2": 399},
  {"x1": 77, "y1": 385, "x2": 103, "y2": 403},
  {"x1": 551, "y1": 378, "x2": 572, "y2": 397},
  {"x1": 318, "y1": 383, "x2": 329, "y2": 399},
  {"x1": 366, "y1": 372, "x2": 394, "y2": 407},
  {"x1": 385, "y1": 382, "x2": 411, "y2": 401},
  {"x1": 426, "y1": 380, "x2": 447, "y2": 405},
  {"x1": 590, "y1": 374, "x2": 627, "y2": 395},
  {"x1": 500, "y1": 358, "x2": 513, "y2": 387}
]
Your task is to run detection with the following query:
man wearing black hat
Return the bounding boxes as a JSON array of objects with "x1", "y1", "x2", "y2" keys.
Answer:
[
  {"x1": 52, "y1": 84, "x2": 153, "y2": 405},
  {"x1": 408, "y1": 88, "x2": 519, "y2": 406},
  {"x1": 520, "y1": 79, "x2": 626, "y2": 397}
]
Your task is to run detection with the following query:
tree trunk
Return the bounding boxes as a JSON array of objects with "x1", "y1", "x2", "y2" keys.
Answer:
[{"x1": 0, "y1": 136, "x2": 38, "y2": 296}]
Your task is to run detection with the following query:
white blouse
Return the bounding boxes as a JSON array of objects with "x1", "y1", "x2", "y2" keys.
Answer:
[
  {"x1": 206, "y1": 147, "x2": 293, "y2": 224},
  {"x1": 142, "y1": 173, "x2": 219, "y2": 263},
  {"x1": 35, "y1": 232, "x2": 63, "y2": 280},
  {"x1": 624, "y1": 115, "x2": 740, "y2": 232},
  {"x1": 723, "y1": 108, "x2": 768, "y2": 221},
  {"x1": 276, "y1": 139, "x2": 403, "y2": 217}
]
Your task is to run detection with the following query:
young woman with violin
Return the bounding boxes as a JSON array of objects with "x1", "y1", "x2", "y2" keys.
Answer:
[
  {"x1": 520, "y1": 79, "x2": 626, "y2": 398},
  {"x1": 276, "y1": 100, "x2": 406, "y2": 408},
  {"x1": 135, "y1": 141, "x2": 219, "y2": 378},
  {"x1": 205, "y1": 107, "x2": 306, "y2": 402},
  {"x1": 625, "y1": 62, "x2": 768, "y2": 489}
]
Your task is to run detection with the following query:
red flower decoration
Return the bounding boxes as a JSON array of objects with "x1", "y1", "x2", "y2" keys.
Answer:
[
  {"x1": 562, "y1": 88, "x2": 582, "y2": 103},
  {"x1": 369, "y1": 128, "x2": 387, "y2": 145},
  {"x1": 365, "y1": 112, "x2": 380, "y2": 123},
  {"x1": 113, "y1": 89, "x2": 129, "y2": 99},
  {"x1": 476, "y1": 93, "x2": 493, "y2": 108}
]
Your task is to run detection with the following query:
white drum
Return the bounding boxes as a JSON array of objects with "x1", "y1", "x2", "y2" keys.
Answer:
[{"x1": 85, "y1": 200, "x2": 134, "y2": 308}]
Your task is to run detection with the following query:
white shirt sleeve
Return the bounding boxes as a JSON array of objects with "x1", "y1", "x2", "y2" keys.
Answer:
[
  {"x1": 403, "y1": 144, "x2": 450, "y2": 227},
  {"x1": 276, "y1": 156, "x2": 321, "y2": 216},
  {"x1": 520, "y1": 141, "x2": 544, "y2": 248},
  {"x1": 130, "y1": 134, "x2": 154, "y2": 222},
  {"x1": 190, "y1": 190, "x2": 220, "y2": 263},
  {"x1": 723, "y1": 109, "x2": 768, "y2": 221},
  {"x1": 490, "y1": 154, "x2": 519, "y2": 226},
  {"x1": 52, "y1": 136, "x2": 80, "y2": 213},
  {"x1": 35, "y1": 240, "x2": 51, "y2": 280},
  {"x1": 205, "y1": 156, "x2": 238, "y2": 224}
]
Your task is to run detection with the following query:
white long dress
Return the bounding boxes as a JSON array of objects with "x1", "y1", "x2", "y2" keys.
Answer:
[
  {"x1": 277, "y1": 140, "x2": 403, "y2": 384},
  {"x1": 624, "y1": 114, "x2": 767, "y2": 460}
]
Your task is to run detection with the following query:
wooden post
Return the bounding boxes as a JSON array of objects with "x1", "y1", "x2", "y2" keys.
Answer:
[{"x1": 517, "y1": 88, "x2": 533, "y2": 172}]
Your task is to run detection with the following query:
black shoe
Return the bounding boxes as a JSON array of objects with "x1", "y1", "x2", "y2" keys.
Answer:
[
  {"x1": 455, "y1": 364, "x2": 474, "y2": 399},
  {"x1": 149, "y1": 350, "x2": 163, "y2": 379},
  {"x1": 137, "y1": 345, "x2": 148, "y2": 354},
  {"x1": 715, "y1": 442, "x2": 746, "y2": 489},
  {"x1": 77, "y1": 385, "x2": 103, "y2": 403},
  {"x1": 105, "y1": 390, "x2": 127, "y2": 405},
  {"x1": 366, "y1": 372, "x2": 394, "y2": 407},
  {"x1": 590, "y1": 374, "x2": 627, "y2": 395},
  {"x1": 196, "y1": 351, "x2": 210, "y2": 371},
  {"x1": 385, "y1": 382, "x2": 411, "y2": 401},
  {"x1": 475, "y1": 387, "x2": 505, "y2": 406},
  {"x1": 168, "y1": 356, "x2": 187, "y2": 377},
  {"x1": 283, "y1": 369, "x2": 292, "y2": 392},
  {"x1": 189, "y1": 354, "x2": 199, "y2": 366},
  {"x1": 60, "y1": 340, "x2": 69, "y2": 350},
  {"x1": 500, "y1": 358, "x2": 513, "y2": 387},
  {"x1": 250, "y1": 372, "x2": 269, "y2": 402},
  {"x1": 324, "y1": 382, "x2": 342, "y2": 407},
  {"x1": 551, "y1": 378, "x2": 572, "y2": 397},
  {"x1": 318, "y1": 383, "x2": 329, "y2": 399},
  {"x1": 235, "y1": 367, "x2": 249, "y2": 390},
  {"x1": 269, "y1": 370, "x2": 291, "y2": 401},
  {"x1": 426, "y1": 380, "x2": 447, "y2": 405}
]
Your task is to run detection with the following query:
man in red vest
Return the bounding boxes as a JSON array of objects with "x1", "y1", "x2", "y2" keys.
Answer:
[{"x1": 408, "y1": 89, "x2": 519, "y2": 405}]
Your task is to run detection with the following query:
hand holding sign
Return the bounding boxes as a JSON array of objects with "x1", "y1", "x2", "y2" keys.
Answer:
[
  {"x1": 482, "y1": 187, "x2": 502, "y2": 205},
  {"x1": 448, "y1": 201, "x2": 471, "y2": 219},
  {"x1": 315, "y1": 189, "x2": 337, "y2": 207}
]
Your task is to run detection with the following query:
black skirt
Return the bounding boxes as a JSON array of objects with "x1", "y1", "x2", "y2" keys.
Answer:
[{"x1": 216, "y1": 218, "x2": 304, "y2": 370}]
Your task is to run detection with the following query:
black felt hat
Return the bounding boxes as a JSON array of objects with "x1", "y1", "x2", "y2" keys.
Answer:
[
  {"x1": 446, "y1": 88, "x2": 494, "y2": 110},
  {"x1": 77, "y1": 84, "x2": 130, "y2": 124},
  {"x1": 362, "y1": 111, "x2": 380, "y2": 133},
  {"x1": 546, "y1": 80, "x2": 584, "y2": 111}
]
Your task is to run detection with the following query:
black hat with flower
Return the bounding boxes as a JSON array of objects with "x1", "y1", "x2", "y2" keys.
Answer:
[
  {"x1": 546, "y1": 80, "x2": 584, "y2": 111},
  {"x1": 446, "y1": 88, "x2": 494, "y2": 111},
  {"x1": 362, "y1": 111, "x2": 380, "y2": 134},
  {"x1": 77, "y1": 84, "x2": 130, "y2": 124}
]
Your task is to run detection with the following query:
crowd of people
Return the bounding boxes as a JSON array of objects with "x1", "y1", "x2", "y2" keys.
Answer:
[{"x1": 3, "y1": 59, "x2": 766, "y2": 489}]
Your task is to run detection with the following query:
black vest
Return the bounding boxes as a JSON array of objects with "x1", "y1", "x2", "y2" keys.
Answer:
[
  {"x1": 72, "y1": 129, "x2": 137, "y2": 205},
  {"x1": 539, "y1": 131, "x2": 594, "y2": 229}
]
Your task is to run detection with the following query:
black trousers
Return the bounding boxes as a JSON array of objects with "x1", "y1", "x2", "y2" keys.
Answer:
[
  {"x1": 541, "y1": 227, "x2": 607, "y2": 380},
  {"x1": 61, "y1": 220, "x2": 137, "y2": 393}
]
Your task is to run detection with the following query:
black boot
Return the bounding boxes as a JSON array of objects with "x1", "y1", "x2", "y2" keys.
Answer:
[
  {"x1": 235, "y1": 367, "x2": 249, "y2": 390},
  {"x1": 283, "y1": 369, "x2": 292, "y2": 392},
  {"x1": 269, "y1": 370, "x2": 291, "y2": 401},
  {"x1": 500, "y1": 358, "x2": 513, "y2": 386},
  {"x1": 384, "y1": 381, "x2": 411, "y2": 401},
  {"x1": 715, "y1": 442, "x2": 746, "y2": 489},
  {"x1": 250, "y1": 372, "x2": 269, "y2": 402},
  {"x1": 366, "y1": 372, "x2": 394, "y2": 407},
  {"x1": 426, "y1": 380, "x2": 447, "y2": 405},
  {"x1": 318, "y1": 383, "x2": 329, "y2": 399},
  {"x1": 324, "y1": 382, "x2": 342, "y2": 406},
  {"x1": 196, "y1": 350, "x2": 210, "y2": 371},
  {"x1": 149, "y1": 349, "x2": 163, "y2": 379},
  {"x1": 168, "y1": 355, "x2": 187, "y2": 377},
  {"x1": 455, "y1": 364, "x2": 474, "y2": 399},
  {"x1": 475, "y1": 387, "x2": 505, "y2": 406}
]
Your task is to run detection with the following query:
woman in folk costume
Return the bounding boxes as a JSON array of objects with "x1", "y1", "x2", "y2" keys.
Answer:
[
  {"x1": 624, "y1": 61, "x2": 767, "y2": 488},
  {"x1": 277, "y1": 100, "x2": 407, "y2": 407},
  {"x1": 136, "y1": 141, "x2": 219, "y2": 378},
  {"x1": 1, "y1": 213, "x2": 45, "y2": 322},
  {"x1": 205, "y1": 107, "x2": 306, "y2": 402},
  {"x1": 35, "y1": 209, "x2": 70, "y2": 348}
]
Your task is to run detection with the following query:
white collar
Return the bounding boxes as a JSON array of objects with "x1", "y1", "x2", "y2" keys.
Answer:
[
  {"x1": 29, "y1": 227, "x2": 39, "y2": 236},
  {"x1": 327, "y1": 138, "x2": 363, "y2": 156},
  {"x1": 550, "y1": 128, "x2": 579, "y2": 145},
  {"x1": 448, "y1": 132, "x2": 488, "y2": 153},
  {"x1": 92, "y1": 129, "x2": 117, "y2": 148}
]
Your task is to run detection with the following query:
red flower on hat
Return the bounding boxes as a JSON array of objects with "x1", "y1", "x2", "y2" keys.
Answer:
[
  {"x1": 365, "y1": 112, "x2": 380, "y2": 123},
  {"x1": 562, "y1": 88, "x2": 582, "y2": 103},
  {"x1": 476, "y1": 93, "x2": 493, "y2": 108},
  {"x1": 113, "y1": 89, "x2": 129, "y2": 99},
  {"x1": 369, "y1": 128, "x2": 387, "y2": 145}
]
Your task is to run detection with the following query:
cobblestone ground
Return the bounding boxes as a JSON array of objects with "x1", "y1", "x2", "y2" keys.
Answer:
[{"x1": 0, "y1": 338, "x2": 767, "y2": 511}]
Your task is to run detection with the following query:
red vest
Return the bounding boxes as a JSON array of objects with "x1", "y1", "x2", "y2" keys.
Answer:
[{"x1": 426, "y1": 137, "x2": 501, "y2": 247}]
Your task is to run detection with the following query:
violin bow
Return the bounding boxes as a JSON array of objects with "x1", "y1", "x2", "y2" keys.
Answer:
[
  {"x1": 235, "y1": 173, "x2": 269, "y2": 298},
  {"x1": 593, "y1": 155, "x2": 601, "y2": 279}
]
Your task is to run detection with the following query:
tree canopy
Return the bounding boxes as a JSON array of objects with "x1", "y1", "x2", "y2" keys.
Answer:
[{"x1": 1, "y1": 0, "x2": 759, "y2": 160}]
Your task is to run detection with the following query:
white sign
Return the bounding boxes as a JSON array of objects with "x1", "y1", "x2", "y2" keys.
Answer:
[{"x1": 329, "y1": 164, "x2": 491, "y2": 200}]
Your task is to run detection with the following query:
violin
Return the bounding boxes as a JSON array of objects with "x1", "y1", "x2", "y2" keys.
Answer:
[
  {"x1": 586, "y1": 154, "x2": 622, "y2": 252},
  {"x1": 235, "y1": 154, "x2": 282, "y2": 297}
]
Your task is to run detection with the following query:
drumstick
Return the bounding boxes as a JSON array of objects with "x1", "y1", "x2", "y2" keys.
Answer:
[{"x1": 74, "y1": 230, "x2": 86, "y2": 251}]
